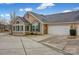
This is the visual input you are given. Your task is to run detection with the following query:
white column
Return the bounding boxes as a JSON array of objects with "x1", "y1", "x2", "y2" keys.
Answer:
[
  {"x1": 29, "y1": 25, "x2": 30, "y2": 32},
  {"x1": 23, "y1": 25, "x2": 25, "y2": 34}
]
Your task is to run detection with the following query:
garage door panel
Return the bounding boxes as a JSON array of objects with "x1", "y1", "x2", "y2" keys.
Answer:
[{"x1": 48, "y1": 26, "x2": 70, "y2": 35}]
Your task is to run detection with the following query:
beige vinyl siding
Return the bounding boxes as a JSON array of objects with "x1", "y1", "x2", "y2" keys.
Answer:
[{"x1": 25, "y1": 14, "x2": 38, "y2": 23}]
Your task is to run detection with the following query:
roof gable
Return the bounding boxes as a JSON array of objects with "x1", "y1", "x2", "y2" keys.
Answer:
[
  {"x1": 24, "y1": 12, "x2": 48, "y2": 23},
  {"x1": 11, "y1": 16, "x2": 30, "y2": 25}
]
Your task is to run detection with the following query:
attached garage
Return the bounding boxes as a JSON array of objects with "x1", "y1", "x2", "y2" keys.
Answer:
[{"x1": 48, "y1": 25, "x2": 70, "y2": 35}]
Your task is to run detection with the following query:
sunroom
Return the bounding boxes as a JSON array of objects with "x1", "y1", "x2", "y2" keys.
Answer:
[{"x1": 12, "y1": 17, "x2": 30, "y2": 35}]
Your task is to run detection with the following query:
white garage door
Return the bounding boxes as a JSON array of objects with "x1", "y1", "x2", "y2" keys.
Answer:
[{"x1": 48, "y1": 25, "x2": 70, "y2": 35}]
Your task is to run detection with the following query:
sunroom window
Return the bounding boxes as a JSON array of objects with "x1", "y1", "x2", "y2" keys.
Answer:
[
  {"x1": 32, "y1": 26, "x2": 35, "y2": 31},
  {"x1": 36, "y1": 25, "x2": 38, "y2": 31},
  {"x1": 20, "y1": 26, "x2": 23, "y2": 31},
  {"x1": 16, "y1": 26, "x2": 19, "y2": 31},
  {"x1": 25, "y1": 26, "x2": 29, "y2": 31},
  {"x1": 32, "y1": 23, "x2": 40, "y2": 32}
]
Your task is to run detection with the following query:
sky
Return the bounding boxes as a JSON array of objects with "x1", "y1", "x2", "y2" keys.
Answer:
[{"x1": 0, "y1": 3, "x2": 79, "y2": 21}]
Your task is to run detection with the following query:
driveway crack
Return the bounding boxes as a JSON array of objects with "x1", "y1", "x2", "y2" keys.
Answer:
[{"x1": 20, "y1": 37, "x2": 27, "y2": 55}]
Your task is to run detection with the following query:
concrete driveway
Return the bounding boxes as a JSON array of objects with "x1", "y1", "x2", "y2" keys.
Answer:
[
  {"x1": 37, "y1": 35, "x2": 79, "y2": 55},
  {"x1": 0, "y1": 32, "x2": 63, "y2": 55}
]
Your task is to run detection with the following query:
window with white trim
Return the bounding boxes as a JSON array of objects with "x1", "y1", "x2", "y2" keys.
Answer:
[
  {"x1": 25, "y1": 26, "x2": 29, "y2": 31},
  {"x1": 32, "y1": 23, "x2": 40, "y2": 32},
  {"x1": 32, "y1": 25, "x2": 35, "y2": 31},
  {"x1": 16, "y1": 26, "x2": 19, "y2": 31},
  {"x1": 20, "y1": 26, "x2": 23, "y2": 31}
]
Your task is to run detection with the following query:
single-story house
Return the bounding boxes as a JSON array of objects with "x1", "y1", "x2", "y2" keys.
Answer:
[{"x1": 10, "y1": 10, "x2": 79, "y2": 36}]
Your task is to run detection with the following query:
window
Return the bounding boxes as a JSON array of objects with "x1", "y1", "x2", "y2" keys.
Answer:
[
  {"x1": 16, "y1": 21, "x2": 19, "y2": 24},
  {"x1": 36, "y1": 25, "x2": 38, "y2": 31},
  {"x1": 16, "y1": 26, "x2": 19, "y2": 31},
  {"x1": 25, "y1": 26, "x2": 29, "y2": 31},
  {"x1": 32, "y1": 23, "x2": 40, "y2": 32},
  {"x1": 14, "y1": 26, "x2": 23, "y2": 31},
  {"x1": 32, "y1": 26, "x2": 35, "y2": 31},
  {"x1": 36, "y1": 24, "x2": 40, "y2": 32},
  {"x1": 20, "y1": 26, "x2": 23, "y2": 31}
]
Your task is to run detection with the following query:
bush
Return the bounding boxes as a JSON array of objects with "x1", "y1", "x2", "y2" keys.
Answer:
[{"x1": 70, "y1": 29, "x2": 76, "y2": 36}]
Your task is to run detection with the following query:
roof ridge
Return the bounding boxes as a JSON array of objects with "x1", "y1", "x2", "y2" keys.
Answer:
[{"x1": 46, "y1": 10, "x2": 79, "y2": 16}]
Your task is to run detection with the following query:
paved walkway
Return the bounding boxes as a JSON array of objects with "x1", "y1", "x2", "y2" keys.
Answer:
[{"x1": 0, "y1": 33, "x2": 63, "y2": 55}]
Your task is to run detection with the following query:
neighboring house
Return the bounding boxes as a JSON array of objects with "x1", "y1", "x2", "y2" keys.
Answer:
[
  {"x1": 5, "y1": 24, "x2": 12, "y2": 32},
  {"x1": 0, "y1": 23, "x2": 5, "y2": 32},
  {"x1": 11, "y1": 10, "x2": 79, "y2": 36}
]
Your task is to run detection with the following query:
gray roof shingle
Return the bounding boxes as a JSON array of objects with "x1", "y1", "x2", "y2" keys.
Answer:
[
  {"x1": 45, "y1": 10, "x2": 79, "y2": 23},
  {"x1": 27, "y1": 10, "x2": 79, "y2": 24}
]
